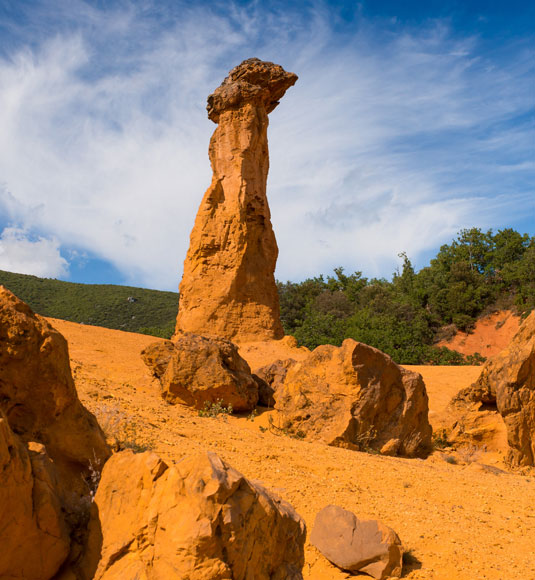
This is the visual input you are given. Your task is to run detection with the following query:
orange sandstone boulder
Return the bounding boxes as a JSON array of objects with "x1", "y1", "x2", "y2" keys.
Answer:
[
  {"x1": 142, "y1": 333, "x2": 258, "y2": 411},
  {"x1": 176, "y1": 58, "x2": 297, "y2": 342},
  {"x1": 274, "y1": 339, "x2": 432, "y2": 457},
  {"x1": 253, "y1": 358, "x2": 297, "y2": 407},
  {"x1": 0, "y1": 411, "x2": 70, "y2": 580},
  {"x1": 310, "y1": 505, "x2": 403, "y2": 580},
  {"x1": 451, "y1": 311, "x2": 535, "y2": 466},
  {"x1": 140, "y1": 338, "x2": 175, "y2": 379},
  {"x1": 80, "y1": 450, "x2": 306, "y2": 580},
  {"x1": 0, "y1": 287, "x2": 110, "y2": 485}
]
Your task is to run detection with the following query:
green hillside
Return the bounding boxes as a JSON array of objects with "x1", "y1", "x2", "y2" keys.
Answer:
[{"x1": 0, "y1": 270, "x2": 178, "y2": 338}]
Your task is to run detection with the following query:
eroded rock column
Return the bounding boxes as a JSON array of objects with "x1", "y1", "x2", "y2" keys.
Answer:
[{"x1": 176, "y1": 58, "x2": 297, "y2": 342}]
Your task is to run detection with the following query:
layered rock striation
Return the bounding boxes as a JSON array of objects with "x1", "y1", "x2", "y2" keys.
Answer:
[{"x1": 176, "y1": 58, "x2": 297, "y2": 342}]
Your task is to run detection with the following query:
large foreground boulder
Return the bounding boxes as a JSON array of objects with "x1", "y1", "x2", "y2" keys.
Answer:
[
  {"x1": 141, "y1": 333, "x2": 258, "y2": 411},
  {"x1": 0, "y1": 287, "x2": 110, "y2": 485},
  {"x1": 0, "y1": 410, "x2": 70, "y2": 580},
  {"x1": 274, "y1": 339, "x2": 431, "y2": 457},
  {"x1": 176, "y1": 58, "x2": 297, "y2": 342},
  {"x1": 451, "y1": 311, "x2": 535, "y2": 466},
  {"x1": 310, "y1": 505, "x2": 403, "y2": 580},
  {"x1": 0, "y1": 287, "x2": 110, "y2": 489},
  {"x1": 80, "y1": 450, "x2": 306, "y2": 580}
]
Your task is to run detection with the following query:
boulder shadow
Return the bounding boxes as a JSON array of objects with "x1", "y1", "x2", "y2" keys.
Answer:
[{"x1": 402, "y1": 549, "x2": 423, "y2": 576}]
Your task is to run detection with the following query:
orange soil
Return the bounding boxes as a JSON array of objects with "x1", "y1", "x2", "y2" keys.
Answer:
[
  {"x1": 438, "y1": 311, "x2": 520, "y2": 357},
  {"x1": 48, "y1": 318, "x2": 535, "y2": 580}
]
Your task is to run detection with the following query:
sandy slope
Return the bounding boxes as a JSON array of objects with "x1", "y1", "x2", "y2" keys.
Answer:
[
  {"x1": 48, "y1": 318, "x2": 535, "y2": 580},
  {"x1": 437, "y1": 311, "x2": 520, "y2": 358}
]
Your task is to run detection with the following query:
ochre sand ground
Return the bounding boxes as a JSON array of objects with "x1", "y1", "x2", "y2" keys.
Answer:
[{"x1": 49, "y1": 318, "x2": 535, "y2": 580}]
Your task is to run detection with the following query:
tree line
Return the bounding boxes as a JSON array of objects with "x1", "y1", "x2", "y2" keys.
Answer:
[{"x1": 278, "y1": 228, "x2": 535, "y2": 364}]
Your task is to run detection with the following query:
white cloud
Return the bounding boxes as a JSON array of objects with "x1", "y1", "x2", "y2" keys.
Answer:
[
  {"x1": 0, "y1": 1, "x2": 533, "y2": 288},
  {"x1": 0, "y1": 227, "x2": 68, "y2": 277}
]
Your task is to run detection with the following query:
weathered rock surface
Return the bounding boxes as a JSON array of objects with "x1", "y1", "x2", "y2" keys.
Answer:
[
  {"x1": 451, "y1": 311, "x2": 535, "y2": 466},
  {"x1": 310, "y1": 505, "x2": 403, "y2": 579},
  {"x1": 140, "y1": 338, "x2": 175, "y2": 379},
  {"x1": 80, "y1": 450, "x2": 306, "y2": 580},
  {"x1": 176, "y1": 58, "x2": 297, "y2": 342},
  {"x1": 0, "y1": 287, "x2": 110, "y2": 485},
  {"x1": 143, "y1": 333, "x2": 258, "y2": 411},
  {"x1": 0, "y1": 410, "x2": 70, "y2": 580},
  {"x1": 253, "y1": 358, "x2": 297, "y2": 406},
  {"x1": 274, "y1": 339, "x2": 432, "y2": 456}
]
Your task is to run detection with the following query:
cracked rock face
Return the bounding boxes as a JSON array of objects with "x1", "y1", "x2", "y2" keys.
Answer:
[
  {"x1": 176, "y1": 58, "x2": 297, "y2": 342},
  {"x1": 310, "y1": 505, "x2": 403, "y2": 580},
  {"x1": 273, "y1": 339, "x2": 432, "y2": 457},
  {"x1": 0, "y1": 411, "x2": 70, "y2": 580},
  {"x1": 141, "y1": 333, "x2": 259, "y2": 411},
  {"x1": 79, "y1": 450, "x2": 306, "y2": 580},
  {"x1": 451, "y1": 311, "x2": 535, "y2": 466},
  {"x1": 0, "y1": 286, "x2": 110, "y2": 490}
]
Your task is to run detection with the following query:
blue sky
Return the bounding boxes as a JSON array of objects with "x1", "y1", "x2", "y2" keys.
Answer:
[{"x1": 0, "y1": 0, "x2": 533, "y2": 290}]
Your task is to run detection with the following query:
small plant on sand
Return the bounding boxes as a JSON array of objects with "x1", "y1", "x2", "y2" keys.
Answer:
[
  {"x1": 198, "y1": 399, "x2": 233, "y2": 418},
  {"x1": 456, "y1": 443, "x2": 484, "y2": 464},
  {"x1": 432, "y1": 428, "x2": 450, "y2": 449},
  {"x1": 247, "y1": 409, "x2": 258, "y2": 422},
  {"x1": 266, "y1": 415, "x2": 307, "y2": 440},
  {"x1": 86, "y1": 451, "x2": 102, "y2": 501},
  {"x1": 267, "y1": 414, "x2": 291, "y2": 436},
  {"x1": 94, "y1": 403, "x2": 153, "y2": 453},
  {"x1": 353, "y1": 427, "x2": 377, "y2": 452}
]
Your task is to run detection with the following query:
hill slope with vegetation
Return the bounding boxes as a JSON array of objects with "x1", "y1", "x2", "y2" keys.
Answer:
[
  {"x1": 1, "y1": 227, "x2": 533, "y2": 364},
  {"x1": 0, "y1": 270, "x2": 178, "y2": 338},
  {"x1": 279, "y1": 228, "x2": 534, "y2": 364}
]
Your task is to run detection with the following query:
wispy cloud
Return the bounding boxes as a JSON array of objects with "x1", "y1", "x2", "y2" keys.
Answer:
[{"x1": 0, "y1": 0, "x2": 533, "y2": 288}]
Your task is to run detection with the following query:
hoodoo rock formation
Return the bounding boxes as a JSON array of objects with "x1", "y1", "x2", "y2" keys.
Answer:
[{"x1": 176, "y1": 58, "x2": 297, "y2": 342}]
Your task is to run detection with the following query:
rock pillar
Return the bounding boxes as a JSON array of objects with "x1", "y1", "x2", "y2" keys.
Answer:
[{"x1": 176, "y1": 58, "x2": 297, "y2": 342}]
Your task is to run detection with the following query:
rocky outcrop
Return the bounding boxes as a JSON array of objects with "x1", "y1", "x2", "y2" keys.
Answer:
[
  {"x1": 451, "y1": 311, "x2": 535, "y2": 466},
  {"x1": 140, "y1": 339, "x2": 175, "y2": 379},
  {"x1": 79, "y1": 450, "x2": 306, "y2": 580},
  {"x1": 253, "y1": 358, "x2": 296, "y2": 407},
  {"x1": 176, "y1": 58, "x2": 297, "y2": 342},
  {"x1": 310, "y1": 505, "x2": 403, "y2": 580},
  {"x1": 0, "y1": 410, "x2": 70, "y2": 580},
  {"x1": 274, "y1": 339, "x2": 432, "y2": 457},
  {"x1": 0, "y1": 287, "x2": 110, "y2": 488},
  {"x1": 0, "y1": 287, "x2": 111, "y2": 496},
  {"x1": 141, "y1": 333, "x2": 258, "y2": 411}
]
